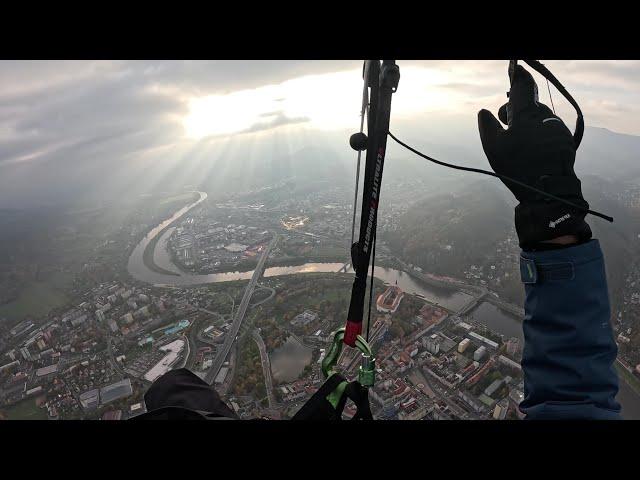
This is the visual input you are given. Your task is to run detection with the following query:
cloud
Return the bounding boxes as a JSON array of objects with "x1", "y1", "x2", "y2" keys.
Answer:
[
  {"x1": 0, "y1": 60, "x2": 638, "y2": 209},
  {"x1": 241, "y1": 112, "x2": 310, "y2": 134}
]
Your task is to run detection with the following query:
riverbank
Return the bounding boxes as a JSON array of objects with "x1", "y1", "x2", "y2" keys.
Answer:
[
  {"x1": 164, "y1": 252, "x2": 347, "y2": 278},
  {"x1": 142, "y1": 225, "x2": 181, "y2": 277}
]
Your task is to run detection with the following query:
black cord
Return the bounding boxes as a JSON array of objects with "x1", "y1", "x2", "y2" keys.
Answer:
[{"x1": 388, "y1": 132, "x2": 613, "y2": 223}]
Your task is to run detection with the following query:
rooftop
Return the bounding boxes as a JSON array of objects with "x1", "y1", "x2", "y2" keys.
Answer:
[
  {"x1": 36, "y1": 364, "x2": 58, "y2": 377},
  {"x1": 100, "y1": 378, "x2": 133, "y2": 405}
]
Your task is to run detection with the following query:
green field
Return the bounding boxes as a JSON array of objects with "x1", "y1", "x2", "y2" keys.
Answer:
[
  {"x1": 3, "y1": 398, "x2": 48, "y2": 420},
  {"x1": 0, "y1": 271, "x2": 73, "y2": 322}
]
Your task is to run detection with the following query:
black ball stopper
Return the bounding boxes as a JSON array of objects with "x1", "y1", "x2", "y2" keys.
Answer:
[{"x1": 349, "y1": 132, "x2": 368, "y2": 152}]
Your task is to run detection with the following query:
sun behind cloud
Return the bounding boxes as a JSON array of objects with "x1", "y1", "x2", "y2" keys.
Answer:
[{"x1": 182, "y1": 66, "x2": 458, "y2": 140}]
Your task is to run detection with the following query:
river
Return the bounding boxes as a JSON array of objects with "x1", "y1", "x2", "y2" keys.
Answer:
[
  {"x1": 128, "y1": 209, "x2": 474, "y2": 309},
  {"x1": 127, "y1": 190, "x2": 640, "y2": 419},
  {"x1": 153, "y1": 227, "x2": 181, "y2": 275},
  {"x1": 468, "y1": 302, "x2": 524, "y2": 342},
  {"x1": 127, "y1": 191, "x2": 207, "y2": 282}
]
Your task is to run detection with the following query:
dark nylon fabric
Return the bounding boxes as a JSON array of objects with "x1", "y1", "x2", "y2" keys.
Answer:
[
  {"x1": 135, "y1": 368, "x2": 239, "y2": 420},
  {"x1": 519, "y1": 240, "x2": 621, "y2": 420},
  {"x1": 291, "y1": 374, "x2": 373, "y2": 421},
  {"x1": 133, "y1": 368, "x2": 372, "y2": 421},
  {"x1": 342, "y1": 382, "x2": 373, "y2": 420},
  {"x1": 292, "y1": 374, "x2": 347, "y2": 421}
]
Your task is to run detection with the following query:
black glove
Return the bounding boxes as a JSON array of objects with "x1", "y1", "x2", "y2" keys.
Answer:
[{"x1": 477, "y1": 63, "x2": 592, "y2": 250}]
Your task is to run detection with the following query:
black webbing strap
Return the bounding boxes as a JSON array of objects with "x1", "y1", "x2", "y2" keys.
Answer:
[
  {"x1": 342, "y1": 382, "x2": 373, "y2": 420},
  {"x1": 292, "y1": 374, "x2": 373, "y2": 421}
]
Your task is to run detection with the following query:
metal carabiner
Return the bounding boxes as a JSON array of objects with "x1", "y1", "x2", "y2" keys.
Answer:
[{"x1": 321, "y1": 327, "x2": 376, "y2": 388}]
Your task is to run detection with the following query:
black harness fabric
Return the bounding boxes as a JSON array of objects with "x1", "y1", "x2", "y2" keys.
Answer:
[
  {"x1": 131, "y1": 406, "x2": 237, "y2": 420},
  {"x1": 292, "y1": 374, "x2": 373, "y2": 421},
  {"x1": 342, "y1": 382, "x2": 373, "y2": 420},
  {"x1": 133, "y1": 368, "x2": 372, "y2": 421},
  {"x1": 134, "y1": 368, "x2": 239, "y2": 420}
]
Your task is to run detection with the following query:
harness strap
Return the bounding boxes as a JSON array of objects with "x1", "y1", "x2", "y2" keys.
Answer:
[{"x1": 292, "y1": 373, "x2": 373, "y2": 421}]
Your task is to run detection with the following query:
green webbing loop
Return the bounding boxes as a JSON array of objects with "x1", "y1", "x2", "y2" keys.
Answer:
[{"x1": 325, "y1": 380, "x2": 348, "y2": 410}]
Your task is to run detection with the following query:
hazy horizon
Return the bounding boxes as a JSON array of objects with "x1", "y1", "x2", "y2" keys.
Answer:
[{"x1": 1, "y1": 60, "x2": 639, "y2": 209}]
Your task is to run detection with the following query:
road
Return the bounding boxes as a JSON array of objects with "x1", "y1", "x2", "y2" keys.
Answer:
[
  {"x1": 205, "y1": 235, "x2": 279, "y2": 385},
  {"x1": 98, "y1": 323, "x2": 153, "y2": 389},
  {"x1": 252, "y1": 329, "x2": 276, "y2": 408},
  {"x1": 418, "y1": 366, "x2": 477, "y2": 419},
  {"x1": 185, "y1": 316, "x2": 206, "y2": 370},
  {"x1": 338, "y1": 261, "x2": 351, "y2": 273},
  {"x1": 250, "y1": 285, "x2": 275, "y2": 307}
]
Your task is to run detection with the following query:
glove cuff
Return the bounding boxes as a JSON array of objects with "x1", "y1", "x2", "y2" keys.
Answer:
[{"x1": 515, "y1": 201, "x2": 592, "y2": 250}]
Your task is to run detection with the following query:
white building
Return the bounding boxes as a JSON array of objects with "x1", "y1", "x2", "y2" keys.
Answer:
[
  {"x1": 473, "y1": 346, "x2": 487, "y2": 361},
  {"x1": 143, "y1": 339, "x2": 185, "y2": 382},
  {"x1": 291, "y1": 310, "x2": 317, "y2": 327},
  {"x1": 426, "y1": 334, "x2": 441, "y2": 355}
]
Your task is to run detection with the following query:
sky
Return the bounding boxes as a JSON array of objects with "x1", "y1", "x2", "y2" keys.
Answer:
[{"x1": 1, "y1": 60, "x2": 639, "y2": 209}]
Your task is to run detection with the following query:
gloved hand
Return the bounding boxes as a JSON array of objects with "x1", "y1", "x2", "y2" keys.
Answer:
[{"x1": 477, "y1": 63, "x2": 592, "y2": 250}]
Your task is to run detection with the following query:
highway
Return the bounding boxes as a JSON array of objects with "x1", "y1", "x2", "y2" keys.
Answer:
[
  {"x1": 252, "y1": 329, "x2": 276, "y2": 408},
  {"x1": 205, "y1": 234, "x2": 278, "y2": 385}
]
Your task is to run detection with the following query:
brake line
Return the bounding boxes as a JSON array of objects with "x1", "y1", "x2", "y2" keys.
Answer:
[
  {"x1": 388, "y1": 131, "x2": 614, "y2": 223},
  {"x1": 350, "y1": 61, "x2": 371, "y2": 247}
]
